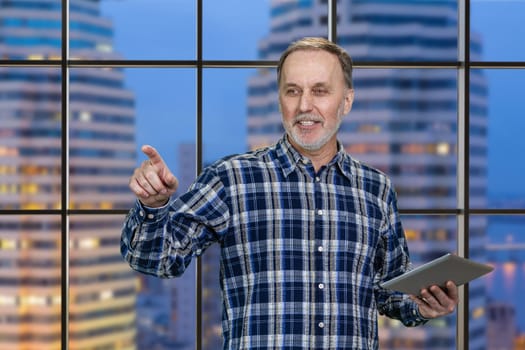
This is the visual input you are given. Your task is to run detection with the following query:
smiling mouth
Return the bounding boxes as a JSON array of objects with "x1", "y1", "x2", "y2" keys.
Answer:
[
  {"x1": 298, "y1": 120, "x2": 317, "y2": 126},
  {"x1": 295, "y1": 116, "x2": 323, "y2": 126}
]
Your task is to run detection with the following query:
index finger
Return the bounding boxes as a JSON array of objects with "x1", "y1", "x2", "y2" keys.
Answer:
[{"x1": 141, "y1": 145, "x2": 165, "y2": 167}]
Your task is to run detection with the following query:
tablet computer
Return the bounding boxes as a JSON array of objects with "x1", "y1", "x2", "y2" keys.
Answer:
[{"x1": 380, "y1": 253, "x2": 494, "y2": 296}]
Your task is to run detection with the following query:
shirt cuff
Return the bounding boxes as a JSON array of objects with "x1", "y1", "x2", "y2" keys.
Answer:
[
  {"x1": 134, "y1": 199, "x2": 171, "y2": 223},
  {"x1": 409, "y1": 301, "x2": 430, "y2": 325}
]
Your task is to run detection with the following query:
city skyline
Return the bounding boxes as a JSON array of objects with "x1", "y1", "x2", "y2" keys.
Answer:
[
  {"x1": 1, "y1": 1, "x2": 524, "y2": 349},
  {"x1": 101, "y1": 0, "x2": 525, "y2": 200}
]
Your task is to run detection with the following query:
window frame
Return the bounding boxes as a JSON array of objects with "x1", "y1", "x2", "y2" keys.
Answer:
[{"x1": 1, "y1": 1, "x2": 524, "y2": 349}]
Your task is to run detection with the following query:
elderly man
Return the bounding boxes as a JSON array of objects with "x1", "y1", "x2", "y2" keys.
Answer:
[{"x1": 121, "y1": 37, "x2": 458, "y2": 349}]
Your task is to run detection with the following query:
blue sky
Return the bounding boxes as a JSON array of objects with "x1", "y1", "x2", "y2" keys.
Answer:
[{"x1": 101, "y1": 0, "x2": 525, "y2": 199}]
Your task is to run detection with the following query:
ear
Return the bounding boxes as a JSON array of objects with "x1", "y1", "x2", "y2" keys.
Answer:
[{"x1": 343, "y1": 89, "x2": 354, "y2": 115}]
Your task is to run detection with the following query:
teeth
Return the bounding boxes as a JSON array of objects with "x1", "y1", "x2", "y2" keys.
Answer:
[{"x1": 299, "y1": 121, "x2": 315, "y2": 126}]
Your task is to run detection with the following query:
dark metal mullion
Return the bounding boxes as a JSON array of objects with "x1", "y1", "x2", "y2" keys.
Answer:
[
  {"x1": 3, "y1": 59, "x2": 525, "y2": 69},
  {"x1": 457, "y1": 1, "x2": 471, "y2": 349},
  {"x1": 61, "y1": 1, "x2": 70, "y2": 350},
  {"x1": 462, "y1": 1, "x2": 472, "y2": 348},
  {"x1": 196, "y1": 1, "x2": 203, "y2": 349},
  {"x1": 328, "y1": 0, "x2": 337, "y2": 42}
]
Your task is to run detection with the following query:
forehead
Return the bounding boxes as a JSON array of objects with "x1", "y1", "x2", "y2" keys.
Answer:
[{"x1": 281, "y1": 49, "x2": 344, "y2": 85}]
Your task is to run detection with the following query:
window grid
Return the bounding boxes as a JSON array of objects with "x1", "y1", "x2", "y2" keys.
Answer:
[{"x1": 0, "y1": 0, "x2": 524, "y2": 349}]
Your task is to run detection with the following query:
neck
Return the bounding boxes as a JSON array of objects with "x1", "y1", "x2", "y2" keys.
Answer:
[{"x1": 292, "y1": 138, "x2": 338, "y2": 172}]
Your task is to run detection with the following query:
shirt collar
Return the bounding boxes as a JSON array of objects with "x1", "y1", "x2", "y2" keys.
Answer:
[{"x1": 275, "y1": 135, "x2": 353, "y2": 180}]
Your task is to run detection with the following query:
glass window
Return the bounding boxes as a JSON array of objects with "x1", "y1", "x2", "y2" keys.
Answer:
[
  {"x1": 1, "y1": 0, "x2": 524, "y2": 349},
  {"x1": 69, "y1": 68, "x2": 196, "y2": 210},
  {"x1": 202, "y1": 68, "x2": 260, "y2": 348},
  {"x1": 203, "y1": 68, "x2": 257, "y2": 161},
  {"x1": 0, "y1": 215, "x2": 61, "y2": 348},
  {"x1": 471, "y1": 0, "x2": 525, "y2": 62},
  {"x1": 337, "y1": 0, "x2": 458, "y2": 62},
  {"x1": 203, "y1": 0, "x2": 272, "y2": 60},
  {"x1": 470, "y1": 69, "x2": 525, "y2": 209},
  {"x1": 349, "y1": 68, "x2": 458, "y2": 209},
  {"x1": 80, "y1": 0, "x2": 196, "y2": 60},
  {"x1": 0, "y1": 1, "x2": 62, "y2": 60},
  {"x1": 0, "y1": 67, "x2": 62, "y2": 210},
  {"x1": 481, "y1": 215, "x2": 525, "y2": 349}
]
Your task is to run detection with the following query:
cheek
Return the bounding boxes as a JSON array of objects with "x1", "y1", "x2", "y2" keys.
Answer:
[{"x1": 279, "y1": 100, "x2": 297, "y2": 119}]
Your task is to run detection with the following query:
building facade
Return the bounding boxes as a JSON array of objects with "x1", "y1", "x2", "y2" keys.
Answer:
[{"x1": 0, "y1": 0, "x2": 137, "y2": 349}]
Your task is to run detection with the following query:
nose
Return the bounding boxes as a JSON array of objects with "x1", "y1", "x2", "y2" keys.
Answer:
[{"x1": 299, "y1": 92, "x2": 313, "y2": 112}]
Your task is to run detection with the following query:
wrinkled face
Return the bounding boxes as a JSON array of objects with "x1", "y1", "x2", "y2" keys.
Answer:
[{"x1": 279, "y1": 49, "x2": 354, "y2": 154}]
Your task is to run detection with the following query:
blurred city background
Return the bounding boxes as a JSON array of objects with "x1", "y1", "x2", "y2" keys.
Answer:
[{"x1": 0, "y1": 0, "x2": 524, "y2": 349}]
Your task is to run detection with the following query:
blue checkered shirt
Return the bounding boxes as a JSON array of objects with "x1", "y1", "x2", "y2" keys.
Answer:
[{"x1": 121, "y1": 136, "x2": 427, "y2": 349}]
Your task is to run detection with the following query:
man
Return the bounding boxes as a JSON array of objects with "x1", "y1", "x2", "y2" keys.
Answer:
[{"x1": 121, "y1": 37, "x2": 458, "y2": 349}]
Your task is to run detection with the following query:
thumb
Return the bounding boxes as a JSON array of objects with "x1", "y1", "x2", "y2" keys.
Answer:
[{"x1": 164, "y1": 171, "x2": 178, "y2": 190}]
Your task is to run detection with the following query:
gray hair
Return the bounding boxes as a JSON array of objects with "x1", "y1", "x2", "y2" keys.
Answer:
[{"x1": 277, "y1": 37, "x2": 354, "y2": 89}]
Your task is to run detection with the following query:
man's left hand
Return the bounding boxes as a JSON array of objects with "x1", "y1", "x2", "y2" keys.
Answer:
[{"x1": 411, "y1": 280, "x2": 459, "y2": 319}]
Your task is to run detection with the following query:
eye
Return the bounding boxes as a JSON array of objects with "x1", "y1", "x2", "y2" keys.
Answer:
[
  {"x1": 285, "y1": 87, "x2": 300, "y2": 96},
  {"x1": 312, "y1": 87, "x2": 328, "y2": 96}
]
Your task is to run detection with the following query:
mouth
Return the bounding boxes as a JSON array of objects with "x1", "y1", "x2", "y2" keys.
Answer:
[
  {"x1": 294, "y1": 115, "x2": 323, "y2": 129},
  {"x1": 297, "y1": 120, "x2": 318, "y2": 127}
]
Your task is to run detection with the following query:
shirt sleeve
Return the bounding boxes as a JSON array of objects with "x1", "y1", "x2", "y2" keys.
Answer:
[
  {"x1": 374, "y1": 184, "x2": 429, "y2": 327},
  {"x1": 120, "y1": 167, "x2": 230, "y2": 278}
]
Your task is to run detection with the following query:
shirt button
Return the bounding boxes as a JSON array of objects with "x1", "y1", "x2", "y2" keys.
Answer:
[
  {"x1": 317, "y1": 246, "x2": 324, "y2": 252},
  {"x1": 315, "y1": 176, "x2": 320, "y2": 182},
  {"x1": 318, "y1": 283, "x2": 324, "y2": 289},
  {"x1": 318, "y1": 322, "x2": 325, "y2": 329},
  {"x1": 139, "y1": 210, "x2": 144, "y2": 217},
  {"x1": 147, "y1": 213, "x2": 154, "y2": 219},
  {"x1": 317, "y1": 209, "x2": 324, "y2": 215}
]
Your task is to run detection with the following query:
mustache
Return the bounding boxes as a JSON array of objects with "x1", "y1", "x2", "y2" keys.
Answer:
[{"x1": 293, "y1": 113, "x2": 323, "y2": 123}]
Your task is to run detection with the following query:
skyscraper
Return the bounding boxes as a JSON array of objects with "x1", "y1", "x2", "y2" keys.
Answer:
[
  {"x1": 246, "y1": 1, "x2": 489, "y2": 349},
  {"x1": 0, "y1": 0, "x2": 137, "y2": 349}
]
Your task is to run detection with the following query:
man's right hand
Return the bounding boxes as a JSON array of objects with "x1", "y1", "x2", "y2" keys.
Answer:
[{"x1": 129, "y1": 145, "x2": 179, "y2": 208}]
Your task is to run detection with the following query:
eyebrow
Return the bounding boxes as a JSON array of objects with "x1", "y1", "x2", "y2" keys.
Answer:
[{"x1": 281, "y1": 82, "x2": 330, "y2": 89}]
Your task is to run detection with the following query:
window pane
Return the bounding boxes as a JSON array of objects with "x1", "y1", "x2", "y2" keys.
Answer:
[
  {"x1": 349, "y1": 68, "x2": 457, "y2": 209},
  {"x1": 203, "y1": 68, "x2": 256, "y2": 161},
  {"x1": 69, "y1": 68, "x2": 196, "y2": 210},
  {"x1": 337, "y1": 0, "x2": 458, "y2": 62},
  {"x1": 203, "y1": 0, "x2": 272, "y2": 60},
  {"x1": 202, "y1": 68, "x2": 257, "y2": 349},
  {"x1": 483, "y1": 215, "x2": 525, "y2": 349},
  {"x1": 69, "y1": 215, "x2": 135, "y2": 349},
  {"x1": 78, "y1": 0, "x2": 196, "y2": 60},
  {"x1": 0, "y1": 67, "x2": 62, "y2": 210},
  {"x1": 0, "y1": 215, "x2": 61, "y2": 349},
  {"x1": 379, "y1": 215, "x2": 457, "y2": 349},
  {"x1": 471, "y1": 0, "x2": 525, "y2": 61},
  {"x1": 0, "y1": 1, "x2": 61, "y2": 60},
  {"x1": 70, "y1": 212, "x2": 198, "y2": 350},
  {"x1": 471, "y1": 69, "x2": 525, "y2": 209},
  {"x1": 246, "y1": 67, "x2": 281, "y2": 150}
]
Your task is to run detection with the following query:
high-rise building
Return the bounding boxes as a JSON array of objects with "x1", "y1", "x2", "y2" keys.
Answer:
[
  {"x1": 246, "y1": 1, "x2": 489, "y2": 349},
  {"x1": 0, "y1": 0, "x2": 137, "y2": 349},
  {"x1": 486, "y1": 302, "x2": 517, "y2": 350}
]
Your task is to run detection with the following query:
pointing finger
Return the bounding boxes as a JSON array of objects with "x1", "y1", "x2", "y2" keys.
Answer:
[
  {"x1": 139, "y1": 145, "x2": 178, "y2": 191},
  {"x1": 141, "y1": 145, "x2": 165, "y2": 167}
]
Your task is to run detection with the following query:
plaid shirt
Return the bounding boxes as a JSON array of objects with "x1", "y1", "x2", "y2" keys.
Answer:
[{"x1": 121, "y1": 136, "x2": 427, "y2": 349}]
